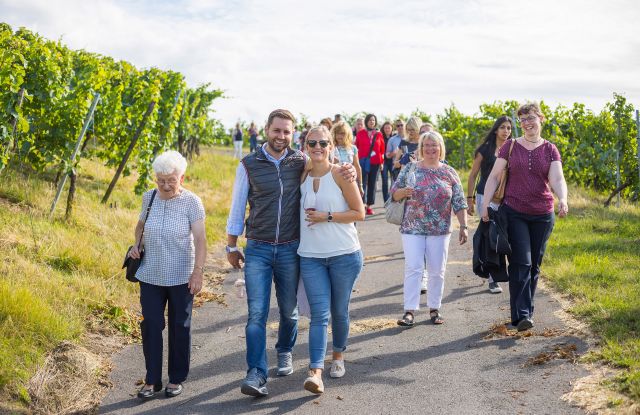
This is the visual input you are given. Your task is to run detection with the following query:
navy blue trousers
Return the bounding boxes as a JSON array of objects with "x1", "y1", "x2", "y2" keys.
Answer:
[
  {"x1": 503, "y1": 205, "x2": 555, "y2": 326},
  {"x1": 140, "y1": 282, "x2": 193, "y2": 385}
]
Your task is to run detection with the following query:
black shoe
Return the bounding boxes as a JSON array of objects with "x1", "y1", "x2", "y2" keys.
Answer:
[
  {"x1": 165, "y1": 383, "x2": 183, "y2": 398},
  {"x1": 516, "y1": 317, "x2": 534, "y2": 332},
  {"x1": 137, "y1": 383, "x2": 162, "y2": 400}
]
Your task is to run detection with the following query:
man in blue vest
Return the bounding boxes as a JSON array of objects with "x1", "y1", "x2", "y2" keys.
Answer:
[{"x1": 226, "y1": 109, "x2": 354, "y2": 397}]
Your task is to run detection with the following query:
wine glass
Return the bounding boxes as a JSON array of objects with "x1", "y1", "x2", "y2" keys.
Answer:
[
  {"x1": 303, "y1": 191, "x2": 316, "y2": 229},
  {"x1": 405, "y1": 169, "x2": 416, "y2": 199}
]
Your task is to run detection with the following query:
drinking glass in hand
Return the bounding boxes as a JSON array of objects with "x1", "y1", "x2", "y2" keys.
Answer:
[{"x1": 303, "y1": 191, "x2": 316, "y2": 229}]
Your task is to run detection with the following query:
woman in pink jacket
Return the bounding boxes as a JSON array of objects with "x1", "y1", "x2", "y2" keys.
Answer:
[{"x1": 355, "y1": 114, "x2": 385, "y2": 215}]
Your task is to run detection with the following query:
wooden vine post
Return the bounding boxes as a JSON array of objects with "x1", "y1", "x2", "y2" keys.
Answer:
[
  {"x1": 49, "y1": 92, "x2": 100, "y2": 218},
  {"x1": 101, "y1": 100, "x2": 156, "y2": 204}
]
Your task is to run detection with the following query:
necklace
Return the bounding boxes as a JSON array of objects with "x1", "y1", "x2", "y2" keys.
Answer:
[{"x1": 524, "y1": 137, "x2": 542, "y2": 144}]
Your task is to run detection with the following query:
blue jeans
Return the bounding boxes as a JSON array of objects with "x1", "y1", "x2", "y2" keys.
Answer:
[
  {"x1": 300, "y1": 250, "x2": 363, "y2": 369},
  {"x1": 244, "y1": 239, "x2": 300, "y2": 377}
]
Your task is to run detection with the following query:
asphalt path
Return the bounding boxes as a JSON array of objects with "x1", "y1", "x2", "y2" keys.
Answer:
[{"x1": 100, "y1": 189, "x2": 589, "y2": 415}]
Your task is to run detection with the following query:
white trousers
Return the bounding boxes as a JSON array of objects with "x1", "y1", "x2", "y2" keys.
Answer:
[
  {"x1": 233, "y1": 140, "x2": 243, "y2": 159},
  {"x1": 401, "y1": 233, "x2": 451, "y2": 310}
]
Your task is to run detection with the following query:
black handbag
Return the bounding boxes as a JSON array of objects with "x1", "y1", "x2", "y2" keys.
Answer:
[{"x1": 122, "y1": 190, "x2": 157, "y2": 282}]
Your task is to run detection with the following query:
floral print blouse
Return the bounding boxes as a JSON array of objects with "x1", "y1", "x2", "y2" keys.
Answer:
[{"x1": 390, "y1": 162, "x2": 468, "y2": 236}]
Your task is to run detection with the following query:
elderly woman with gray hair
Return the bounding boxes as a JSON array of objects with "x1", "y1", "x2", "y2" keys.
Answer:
[{"x1": 128, "y1": 150, "x2": 207, "y2": 399}]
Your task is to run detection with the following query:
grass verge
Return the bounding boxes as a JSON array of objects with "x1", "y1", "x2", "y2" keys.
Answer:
[
  {"x1": 0, "y1": 146, "x2": 237, "y2": 408},
  {"x1": 542, "y1": 185, "x2": 640, "y2": 402}
]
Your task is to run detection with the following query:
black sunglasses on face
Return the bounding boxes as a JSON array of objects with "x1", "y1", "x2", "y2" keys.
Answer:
[{"x1": 307, "y1": 140, "x2": 330, "y2": 148}]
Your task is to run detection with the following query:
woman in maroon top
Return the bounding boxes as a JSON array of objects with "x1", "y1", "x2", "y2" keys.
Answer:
[
  {"x1": 480, "y1": 102, "x2": 568, "y2": 332},
  {"x1": 355, "y1": 114, "x2": 385, "y2": 215}
]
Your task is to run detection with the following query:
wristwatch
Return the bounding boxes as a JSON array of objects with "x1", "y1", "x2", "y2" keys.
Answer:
[
  {"x1": 327, "y1": 212, "x2": 333, "y2": 222},
  {"x1": 225, "y1": 245, "x2": 239, "y2": 253}
]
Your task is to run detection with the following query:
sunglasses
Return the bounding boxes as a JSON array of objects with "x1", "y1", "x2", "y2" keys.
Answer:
[
  {"x1": 396, "y1": 124, "x2": 404, "y2": 128},
  {"x1": 307, "y1": 140, "x2": 330, "y2": 148}
]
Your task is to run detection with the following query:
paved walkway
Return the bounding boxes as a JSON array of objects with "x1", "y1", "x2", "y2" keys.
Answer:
[{"x1": 100, "y1": 193, "x2": 589, "y2": 415}]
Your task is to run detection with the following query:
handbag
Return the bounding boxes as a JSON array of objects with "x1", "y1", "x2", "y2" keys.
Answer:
[
  {"x1": 384, "y1": 162, "x2": 417, "y2": 225},
  {"x1": 122, "y1": 189, "x2": 157, "y2": 282},
  {"x1": 491, "y1": 139, "x2": 515, "y2": 204}
]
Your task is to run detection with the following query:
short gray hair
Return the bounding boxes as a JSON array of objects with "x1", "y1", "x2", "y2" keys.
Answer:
[{"x1": 152, "y1": 150, "x2": 188, "y2": 176}]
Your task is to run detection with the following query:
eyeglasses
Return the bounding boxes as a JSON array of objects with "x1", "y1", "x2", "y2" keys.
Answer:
[
  {"x1": 307, "y1": 140, "x2": 330, "y2": 148},
  {"x1": 156, "y1": 178, "x2": 179, "y2": 186},
  {"x1": 396, "y1": 124, "x2": 404, "y2": 128},
  {"x1": 518, "y1": 116, "x2": 538, "y2": 124}
]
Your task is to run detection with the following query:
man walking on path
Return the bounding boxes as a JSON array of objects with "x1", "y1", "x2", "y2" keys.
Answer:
[
  {"x1": 226, "y1": 109, "x2": 305, "y2": 397},
  {"x1": 226, "y1": 109, "x2": 356, "y2": 397}
]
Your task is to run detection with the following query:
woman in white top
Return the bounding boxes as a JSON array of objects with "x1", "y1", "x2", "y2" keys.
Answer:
[{"x1": 298, "y1": 125, "x2": 365, "y2": 394}]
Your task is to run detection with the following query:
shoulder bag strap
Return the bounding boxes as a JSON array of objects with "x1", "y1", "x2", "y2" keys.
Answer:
[
  {"x1": 506, "y1": 139, "x2": 516, "y2": 168},
  {"x1": 137, "y1": 189, "x2": 157, "y2": 250},
  {"x1": 365, "y1": 131, "x2": 378, "y2": 160}
]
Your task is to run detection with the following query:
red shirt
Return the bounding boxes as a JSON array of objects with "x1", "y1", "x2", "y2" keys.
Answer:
[
  {"x1": 355, "y1": 129, "x2": 385, "y2": 165},
  {"x1": 499, "y1": 140, "x2": 561, "y2": 215}
]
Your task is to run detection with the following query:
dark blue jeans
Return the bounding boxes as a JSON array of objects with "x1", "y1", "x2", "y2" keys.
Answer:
[
  {"x1": 381, "y1": 158, "x2": 394, "y2": 201},
  {"x1": 139, "y1": 282, "x2": 194, "y2": 385},
  {"x1": 244, "y1": 239, "x2": 300, "y2": 377},
  {"x1": 503, "y1": 205, "x2": 555, "y2": 325}
]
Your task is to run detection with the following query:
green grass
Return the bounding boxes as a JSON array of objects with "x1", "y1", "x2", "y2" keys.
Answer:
[
  {"x1": 542, "y1": 186, "x2": 640, "y2": 401},
  {"x1": 0, "y1": 147, "x2": 237, "y2": 406}
]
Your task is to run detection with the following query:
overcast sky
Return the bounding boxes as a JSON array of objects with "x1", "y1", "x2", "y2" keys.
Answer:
[{"x1": 3, "y1": 0, "x2": 640, "y2": 128}]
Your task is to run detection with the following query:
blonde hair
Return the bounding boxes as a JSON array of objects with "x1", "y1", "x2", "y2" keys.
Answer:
[
  {"x1": 305, "y1": 125, "x2": 331, "y2": 143},
  {"x1": 405, "y1": 116, "x2": 423, "y2": 140},
  {"x1": 418, "y1": 131, "x2": 446, "y2": 161},
  {"x1": 330, "y1": 121, "x2": 353, "y2": 149}
]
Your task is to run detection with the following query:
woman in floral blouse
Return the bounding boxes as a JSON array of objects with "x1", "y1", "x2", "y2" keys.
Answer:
[{"x1": 391, "y1": 131, "x2": 468, "y2": 326}]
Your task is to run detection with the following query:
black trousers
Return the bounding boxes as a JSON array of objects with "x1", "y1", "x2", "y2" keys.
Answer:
[
  {"x1": 140, "y1": 281, "x2": 194, "y2": 385},
  {"x1": 503, "y1": 205, "x2": 555, "y2": 325},
  {"x1": 360, "y1": 161, "x2": 380, "y2": 206}
]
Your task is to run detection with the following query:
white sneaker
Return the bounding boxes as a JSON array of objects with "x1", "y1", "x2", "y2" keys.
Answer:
[
  {"x1": 329, "y1": 360, "x2": 345, "y2": 378},
  {"x1": 304, "y1": 371, "x2": 324, "y2": 394}
]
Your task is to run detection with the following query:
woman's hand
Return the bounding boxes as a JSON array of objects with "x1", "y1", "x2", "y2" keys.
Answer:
[
  {"x1": 459, "y1": 228, "x2": 468, "y2": 245},
  {"x1": 338, "y1": 162, "x2": 357, "y2": 182},
  {"x1": 305, "y1": 209, "x2": 330, "y2": 225},
  {"x1": 467, "y1": 201, "x2": 475, "y2": 216},
  {"x1": 188, "y1": 269, "x2": 203, "y2": 295},
  {"x1": 398, "y1": 187, "x2": 414, "y2": 200},
  {"x1": 128, "y1": 245, "x2": 141, "y2": 259},
  {"x1": 480, "y1": 205, "x2": 489, "y2": 222},
  {"x1": 558, "y1": 200, "x2": 569, "y2": 218}
]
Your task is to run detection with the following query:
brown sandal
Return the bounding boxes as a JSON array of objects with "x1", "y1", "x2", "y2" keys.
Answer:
[{"x1": 430, "y1": 309, "x2": 444, "y2": 325}]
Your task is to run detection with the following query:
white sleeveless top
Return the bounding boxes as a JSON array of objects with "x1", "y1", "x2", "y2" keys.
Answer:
[{"x1": 297, "y1": 169, "x2": 361, "y2": 258}]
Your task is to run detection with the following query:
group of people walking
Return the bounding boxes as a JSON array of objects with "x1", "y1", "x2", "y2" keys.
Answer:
[{"x1": 127, "y1": 102, "x2": 568, "y2": 400}]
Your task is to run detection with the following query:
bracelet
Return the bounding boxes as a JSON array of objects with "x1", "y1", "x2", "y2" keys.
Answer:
[{"x1": 466, "y1": 196, "x2": 474, "y2": 199}]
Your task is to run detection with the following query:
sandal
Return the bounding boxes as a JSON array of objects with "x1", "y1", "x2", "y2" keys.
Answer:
[
  {"x1": 430, "y1": 309, "x2": 444, "y2": 325},
  {"x1": 397, "y1": 311, "x2": 415, "y2": 327}
]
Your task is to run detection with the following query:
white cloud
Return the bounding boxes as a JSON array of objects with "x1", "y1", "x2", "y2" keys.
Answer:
[{"x1": 2, "y1": 0, "x2": 639, "y2": 127}]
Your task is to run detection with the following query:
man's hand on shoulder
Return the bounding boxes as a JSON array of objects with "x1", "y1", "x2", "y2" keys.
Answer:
[{"x1": 337, "y1": 162, "x2": 357, "y2": 182}]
